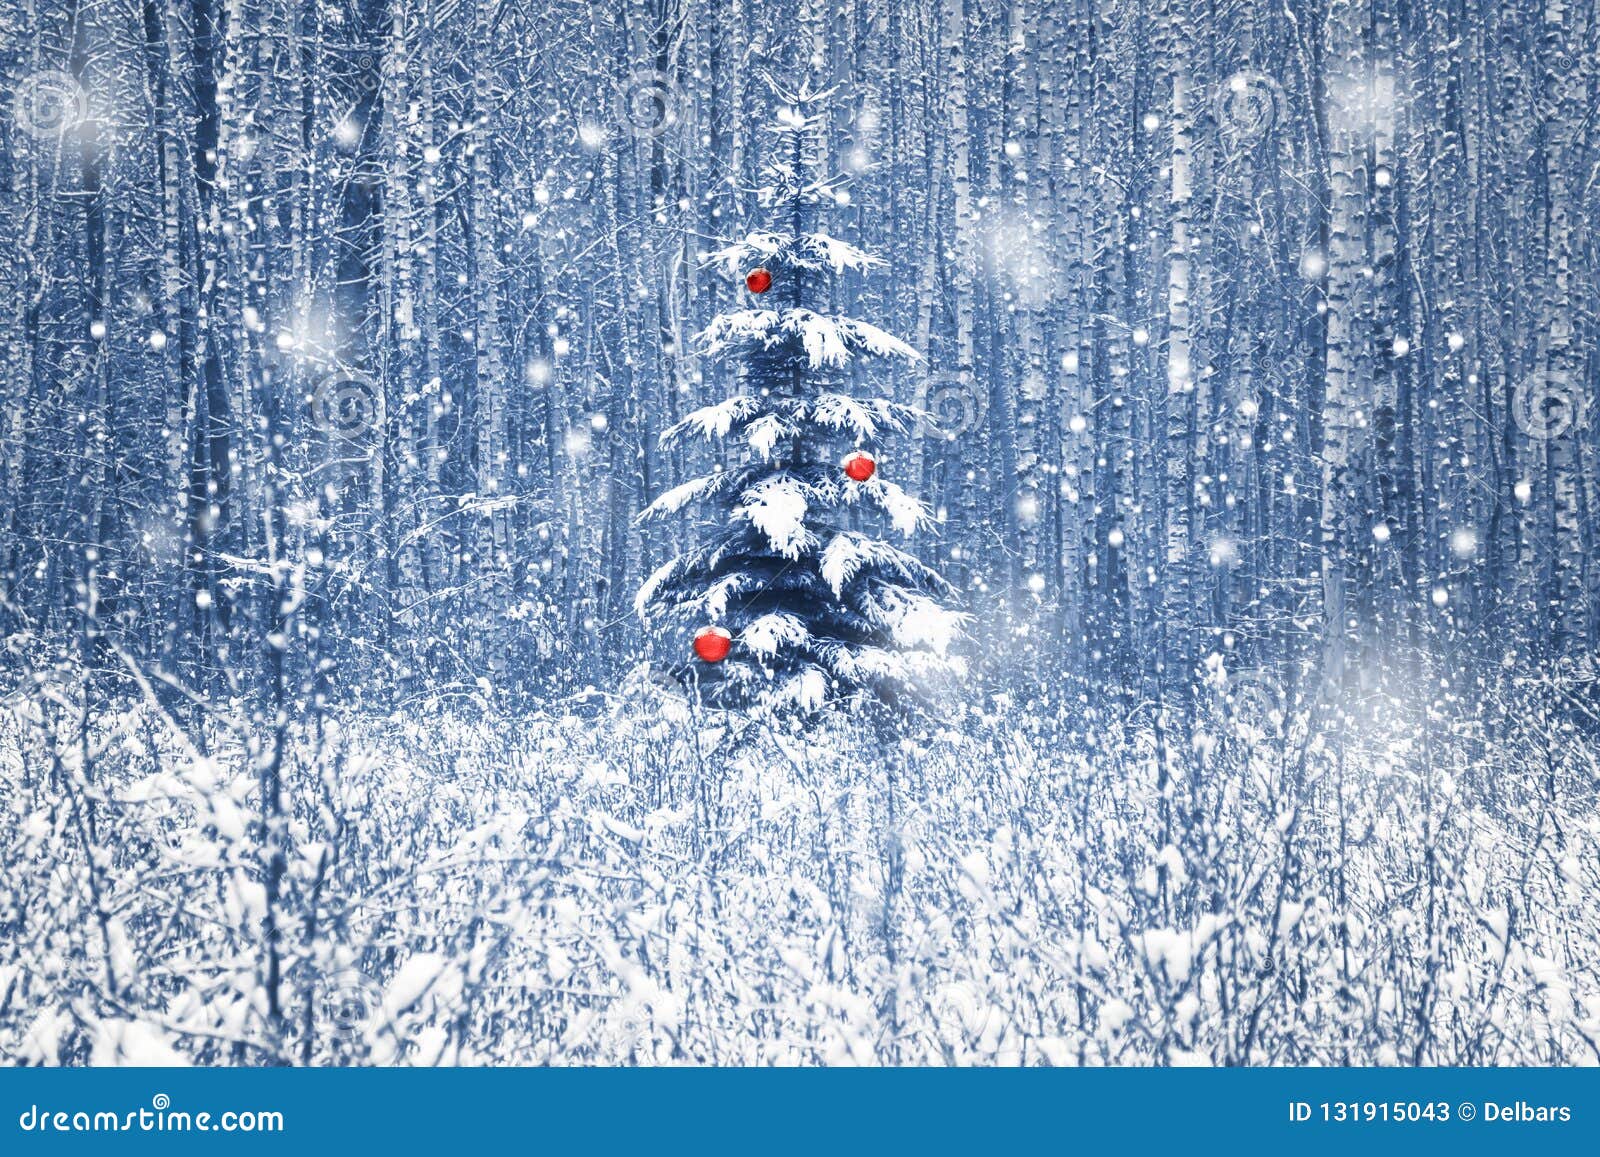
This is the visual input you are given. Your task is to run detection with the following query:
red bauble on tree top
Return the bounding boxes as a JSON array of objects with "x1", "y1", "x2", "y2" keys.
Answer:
[
  {"x1": 842, "y1": 451, "x2": 876, "y2": 482},
  {"x1": 745, "y1": 267, "x2": 772, "y2": 294},
  {"x1": 693, "y1": 625, "x2": 732, "y2": 663}
]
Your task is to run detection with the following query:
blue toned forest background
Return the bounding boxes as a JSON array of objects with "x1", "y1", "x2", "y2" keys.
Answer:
[{"x1": 1, "y1": 0, "x2": 1598, "y2": 1065}]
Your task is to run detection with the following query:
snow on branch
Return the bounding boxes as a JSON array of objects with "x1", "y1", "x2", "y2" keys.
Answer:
[
  {"x1": 740, "y1": 612, "x2": 810, "y2": 657},
  {"x1": 736, "y1": 476, "x2": 816, "y2": 557},
  {"x1": 761, "y1": 75, "x2": 840, "y2": 110},
  {"x1": 638, "y1": 476, "x2": 716, "y2": 520},
  {"x1": 699, "y1": 309, "x2": 921, "y2": 368},
  {"x1": 633, "y1": 530, "x2": 751, "y2": 617},
  {"x1": 820, "y1": 532, "x2": 943, "y2": 596},
  {"x1": 867, "y1": 586, "x2": 968, "y2": 654},
  {"x1": 745, "y1": 412, "x2": 798, "y2": 458},
  {"x1": 853, "y1": 477, "x2": 930, "y2": 536},
  {"x1": 701, "y1": 571, "x2": 765, "y2": 619},
  {"x1": 640, "y1": 462, "x2": 929, "y2": 539},
  {"x1": 707, "y1": 231, "x2": 884, "y2": 277},
  {"x1": 764, "y1": 666, "x2": 829, "y2": 712},
  {"x1": 655, "y1": 395, "x2": 920, "y2": 459},
  {"x1": 819, "y1": 642, "x2": 967, "y2": 683},
  {"x1": 660, "y1": 395, "x2": 762, "y2": 445},
  {"x1": 808, "y1": 394, "x2": 916, "y2": 438},
  {"x1": 634, "y1": 556, "x2": 685, "y2": 618}
]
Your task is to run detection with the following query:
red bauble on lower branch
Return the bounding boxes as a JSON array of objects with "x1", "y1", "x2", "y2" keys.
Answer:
[
  {"x1": 693, "y1": 625, "x2": 732, "y2": 663},
  {"x1": 745, "y1": 267, "x2": 772, "y2": 294},
  {"x1": 842, "y1": 451, "x2": 877, "y2": 482}
]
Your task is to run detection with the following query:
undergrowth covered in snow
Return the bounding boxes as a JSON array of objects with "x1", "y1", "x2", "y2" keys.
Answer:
[{"x1": 2, "y1": 673, "x2": 1598, "y2": 1066}]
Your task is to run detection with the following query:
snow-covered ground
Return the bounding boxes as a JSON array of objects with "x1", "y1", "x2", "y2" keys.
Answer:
[{"x1": 2, "y1": 675, "x2": 1597, "y2": 1066}]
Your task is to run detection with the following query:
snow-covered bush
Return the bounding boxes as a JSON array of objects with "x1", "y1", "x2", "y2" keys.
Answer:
[{"x1": 2, "y1": 667, "x2": 1596, "y2": 1065}]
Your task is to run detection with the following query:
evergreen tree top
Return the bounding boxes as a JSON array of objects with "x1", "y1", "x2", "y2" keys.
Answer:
[{"x1": 632, "y1": 77, "x2": 966, "y2": 714}]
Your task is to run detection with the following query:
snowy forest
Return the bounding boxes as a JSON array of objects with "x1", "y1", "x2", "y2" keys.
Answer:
[{"x1": 3, "y1": 0, "x2": 1599, "y2": 1066}]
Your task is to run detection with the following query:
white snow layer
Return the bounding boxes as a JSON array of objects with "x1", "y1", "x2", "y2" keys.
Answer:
[
  {"x1": 744, "y1": 413, "x2": 795, "y2": 458},
  {"x1": 737, "y1": 477, "x2": 815, "y2": 557},
  {"x1": 634, "y1": 556, "x2": 681, "y2": 617},
  {"x1": 662, "y1": 395, "x2": 760, "y2": 443},
  {"x1": 700, "y1": 572, "x2": 759, "y2": 619},
  {"x1": 708, "y1": 230, "x2": 885, "y2": 276},
  {"x1": 809, "y1": 393, "x2": 914, "y2": 438},
  {"x1": 879, "y1": 588, "x2": 964, "y2": 654},
  {"x1": 91, "y1": 1019, "x2": 191, "y2": 1066},
  {"x1": 640, "y1": 476, "x2": 714, "y2": 519},
  {"x1": 820, "y1": 533, "x2": 926, "y2": 595},
  {"x1": 699, "y1": 310, "x2": 921, "y2": 368},
  {"x1": 857, "y1": 477, "x2": 928, "y2": 536},
  {"x1": 740, "y1": 612, "x2": 810, "y2": 657},
  {"x1": 660, "y1": 393, "x2": 921, "y2": 451},
  {"x1": 823, "y1": 643, "x2": 966, "y2": 683},
  {"x1": 763, "y1": 666, "x2": 829, "y2": 712}
]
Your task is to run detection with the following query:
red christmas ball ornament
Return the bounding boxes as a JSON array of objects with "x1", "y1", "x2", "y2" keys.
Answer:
[
  {"x1": 842, "y1": 451, "x2": 877, "y2": 482},
  {"x1": 693, "y1": 625, "x2": 732, "y2": 663},
  {"x1": 745, "y1": 267, "x2": 773, "y2": 294}
]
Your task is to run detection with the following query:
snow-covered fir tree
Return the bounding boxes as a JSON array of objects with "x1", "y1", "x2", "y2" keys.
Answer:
[{"x1": 635, "y1": 81, "x2": 965, "y2": 714}]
